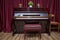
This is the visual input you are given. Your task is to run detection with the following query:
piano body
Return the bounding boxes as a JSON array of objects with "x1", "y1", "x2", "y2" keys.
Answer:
[{"x1": 12, "y1": 8, "x2": 50, "y2": 35}]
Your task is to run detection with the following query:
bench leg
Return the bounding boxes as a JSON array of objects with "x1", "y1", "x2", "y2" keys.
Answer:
[
  {"x1": 24, "y1": 31, "x2": 27, "y2": 40},
  {"x1": 39, "y1": 31, "x2": 41, "y2": 40}
]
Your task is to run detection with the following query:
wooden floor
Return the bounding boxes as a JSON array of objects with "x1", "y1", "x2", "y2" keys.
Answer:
[{"x1": 0, "y1": 32, "x2": 60, "y2": 40}]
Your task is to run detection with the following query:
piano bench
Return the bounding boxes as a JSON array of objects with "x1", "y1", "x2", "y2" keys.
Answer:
[{"x1": 24, "y1": 24, "x2": 42, "y2": 40}]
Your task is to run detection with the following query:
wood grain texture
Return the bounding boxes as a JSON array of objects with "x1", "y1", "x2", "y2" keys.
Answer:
[{"x1": 0, "y1": 32, "x2": 60, "y2": 40}]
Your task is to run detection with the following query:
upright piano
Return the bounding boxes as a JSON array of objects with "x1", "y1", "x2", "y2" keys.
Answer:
[{"x1": 12, "y1": 8, "x2": 50, "y2": 35}]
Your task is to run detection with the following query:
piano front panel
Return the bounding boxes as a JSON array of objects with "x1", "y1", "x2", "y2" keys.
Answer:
[{"x1": 14, "y1": 20, "x2": 49, "y2": 33}]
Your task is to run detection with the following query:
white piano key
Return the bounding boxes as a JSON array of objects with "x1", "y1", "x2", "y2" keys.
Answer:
[{"x1": 15, "y1": 18, "x2": 48, "y2": 19}]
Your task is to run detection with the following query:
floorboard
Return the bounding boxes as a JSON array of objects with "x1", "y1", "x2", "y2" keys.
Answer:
[{"x1": 0, "y1": 32, "x2": 59, "y2": 40}]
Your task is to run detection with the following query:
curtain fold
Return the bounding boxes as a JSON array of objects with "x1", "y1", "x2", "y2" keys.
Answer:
[
  {"x1": 0, "y1": 0, "x2": 1, "y2": 31},
  {"x1": 0, "y1": 0, "x2": 6, "y2": 32},
  {"x1": 0, "y1": 0, "x2": 60, "y2": 32}
]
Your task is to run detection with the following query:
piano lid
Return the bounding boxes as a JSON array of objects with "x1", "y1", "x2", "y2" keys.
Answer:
[{"x1": 14, "y1": 8, "x2": 48, "y2": 13}]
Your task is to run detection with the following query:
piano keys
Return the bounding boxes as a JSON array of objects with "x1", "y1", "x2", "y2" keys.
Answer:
[{"x1": 14, "y1": 16, "x2": 48, "y2": 20}]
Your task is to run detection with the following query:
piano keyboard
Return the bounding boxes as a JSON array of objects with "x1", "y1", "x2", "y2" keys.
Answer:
[{"x1": 15, "y1": 18, "x2": 48, "y2": 19}]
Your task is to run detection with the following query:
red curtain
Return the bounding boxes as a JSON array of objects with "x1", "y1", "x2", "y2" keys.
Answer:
[
  {"x1": 0, "y1": 0, "x2": 2, "y2": 31},
  {"x1": 0, "y1": 0, "x2": 60, "y2": 32}
]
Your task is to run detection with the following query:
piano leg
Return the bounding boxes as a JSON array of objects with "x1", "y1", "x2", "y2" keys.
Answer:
[
  {"x1": 46, "y1": 26, "x2": 50, "y2": 36},
  {"x1": 47, "y1": 21, "x2": 50, "y2": 36},
  {"x1": 12, "y1": 29, "x2": 16, "y2": 36},
  {"x1": 12, "y1": 20, "x2": 17, "y2": 36},
  {"x1": 47, "y1": 28, "x2": 50, "y2": 36}
]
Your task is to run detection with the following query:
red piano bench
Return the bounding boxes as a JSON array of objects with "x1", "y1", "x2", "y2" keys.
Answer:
[{"x1": 24, "y1": 24, "x2": 42, "y2": 40}]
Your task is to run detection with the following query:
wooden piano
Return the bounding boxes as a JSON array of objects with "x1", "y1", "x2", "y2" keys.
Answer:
[{"x1": 12, "y1": 8, "x2": 50, "y2": 35}]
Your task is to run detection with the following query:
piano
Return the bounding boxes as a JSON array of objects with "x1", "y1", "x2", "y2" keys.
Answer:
[{"x1": 12, "y1": 8, "x2": 50, "y2": 35}]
